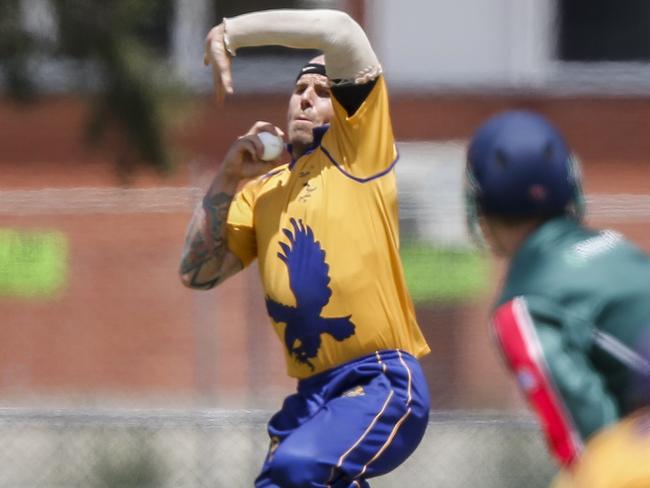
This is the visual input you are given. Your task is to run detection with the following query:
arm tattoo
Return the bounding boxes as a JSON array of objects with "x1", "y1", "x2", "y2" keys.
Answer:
[{"x1": 180, "y1": 192, "x2": 234, "y2": 289}]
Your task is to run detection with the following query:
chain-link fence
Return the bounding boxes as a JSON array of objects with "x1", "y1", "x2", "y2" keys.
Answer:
[{"x1": 0, "y1": 408, "x2": 556, "y2": 488}]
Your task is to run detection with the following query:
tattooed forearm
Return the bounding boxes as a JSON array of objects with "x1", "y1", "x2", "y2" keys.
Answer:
[
  {"x1": 202, "y1": 191, "x2": 233, "y2": 260},
  {"x1": 179, "y1": 191, "x2": 235, "y2": 289}
]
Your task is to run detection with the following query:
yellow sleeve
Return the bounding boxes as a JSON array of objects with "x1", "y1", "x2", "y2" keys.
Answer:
[
  {"x1": 226, "y1": 180, "x2": 257, "y2": 267},
  {"x1": 321, "y1": 76, "x2": 397, "y2": 181}
]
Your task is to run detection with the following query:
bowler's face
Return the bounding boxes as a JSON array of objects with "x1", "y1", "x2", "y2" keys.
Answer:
[{"x1": 286, "y1": 73, "x2": 333, "y2": 148}]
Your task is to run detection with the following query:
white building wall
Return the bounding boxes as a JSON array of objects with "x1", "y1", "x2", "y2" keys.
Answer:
[{"x1": 366, "y1": 0, "x2": 553, "y2": 89}]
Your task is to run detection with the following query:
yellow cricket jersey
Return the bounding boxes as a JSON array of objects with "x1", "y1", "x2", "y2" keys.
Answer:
[{"x1": 226, "y1": 76, "x2": 430, "y2": 378}]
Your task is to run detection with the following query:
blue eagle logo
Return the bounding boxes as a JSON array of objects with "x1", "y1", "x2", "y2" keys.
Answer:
[{"x1": 265, "y1": 218, "x2": 356, "y2": 371}]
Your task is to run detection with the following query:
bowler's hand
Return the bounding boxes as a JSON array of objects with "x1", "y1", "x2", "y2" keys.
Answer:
[
  {"x1": 204, "y1": 23, "x2": 233, "y2": 105},
  {"x1": 219, "y1": 122, "x2": 285, "y2": 182}
]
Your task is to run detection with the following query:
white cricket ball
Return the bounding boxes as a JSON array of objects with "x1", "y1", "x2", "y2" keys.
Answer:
[{"x1": 257, "y1": 132, "x2": 284, "y2": 161}]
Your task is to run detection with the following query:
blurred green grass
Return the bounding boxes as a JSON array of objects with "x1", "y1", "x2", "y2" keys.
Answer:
[
  {"x1": 0, "y1": 230, "x2": 68, "y2": 298},
  {"x1": 400, "y1": 242, "x2": 489, "y2": 303}
]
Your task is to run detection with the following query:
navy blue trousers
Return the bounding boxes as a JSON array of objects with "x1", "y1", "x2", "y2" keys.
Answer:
[{"x1": 255, "y1": 349, "x2": 430, "y2": 488}]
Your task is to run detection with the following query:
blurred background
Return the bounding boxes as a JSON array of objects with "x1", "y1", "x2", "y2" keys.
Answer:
[{"x1": 1, "y1": 0, "x2": 649, "y2": 486}]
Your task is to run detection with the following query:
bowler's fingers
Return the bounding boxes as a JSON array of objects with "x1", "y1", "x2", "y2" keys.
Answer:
[
  {"x1": 204, "y1": 24, "x2": 234, "y2": 104},
  {"x1": 208, "y1": 61, "x2": 224, "y2": 106},
  {"x1": 238, "y1": 137, "x2": 276, "y2": 176},
  {"x1": 246, "y1": 121, "x2": 285, "y2": 139},
  {"x1": 237, "y1": 134, "x2": 265, "y2": 161}
]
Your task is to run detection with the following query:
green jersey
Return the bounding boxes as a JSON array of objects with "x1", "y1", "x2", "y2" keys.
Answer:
[{"x1": 491, "y1": 216, "x2": 650, "y2": 465}]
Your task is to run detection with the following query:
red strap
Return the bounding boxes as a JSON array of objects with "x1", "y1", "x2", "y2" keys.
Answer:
[{"x1": 493, "y1": 298, "x2": 581, "y2": 465}]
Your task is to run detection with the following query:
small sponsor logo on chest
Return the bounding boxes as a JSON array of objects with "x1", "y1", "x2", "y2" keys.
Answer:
[
  {"x1": 297, "y1": 166, "x2": 319, "y2": 203},
  {"x1": 298, "y1": 181, "x2": 318, "y2": 203}
]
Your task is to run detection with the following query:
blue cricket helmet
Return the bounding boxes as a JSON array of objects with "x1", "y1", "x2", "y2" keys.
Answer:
[{"x1": 465, "y1": 110, "x2": 584, "y2": 220}]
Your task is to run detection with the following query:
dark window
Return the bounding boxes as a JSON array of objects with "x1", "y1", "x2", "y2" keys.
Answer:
[{"x1": 558, "y1": 0, "x2": 650, "y2": 61}]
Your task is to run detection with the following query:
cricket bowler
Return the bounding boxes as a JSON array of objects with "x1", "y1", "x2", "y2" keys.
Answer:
[{"x1": 180, "y1": 9, "x2": 431, "y2": 487}]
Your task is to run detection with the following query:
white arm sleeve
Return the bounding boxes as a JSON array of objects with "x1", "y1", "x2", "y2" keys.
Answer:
[{"x1": 223, "y1": 9, "x2": 381, "y2": 84}]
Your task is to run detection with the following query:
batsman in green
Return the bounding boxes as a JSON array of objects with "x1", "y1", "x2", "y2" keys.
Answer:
[{"x1": 465, "y1": 110, "x2": 650, "y2": 486}]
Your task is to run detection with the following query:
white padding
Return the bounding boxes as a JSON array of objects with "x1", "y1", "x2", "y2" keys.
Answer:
[{"x1": 223, "y1": 9, "x2": 381, "y2": 84}]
